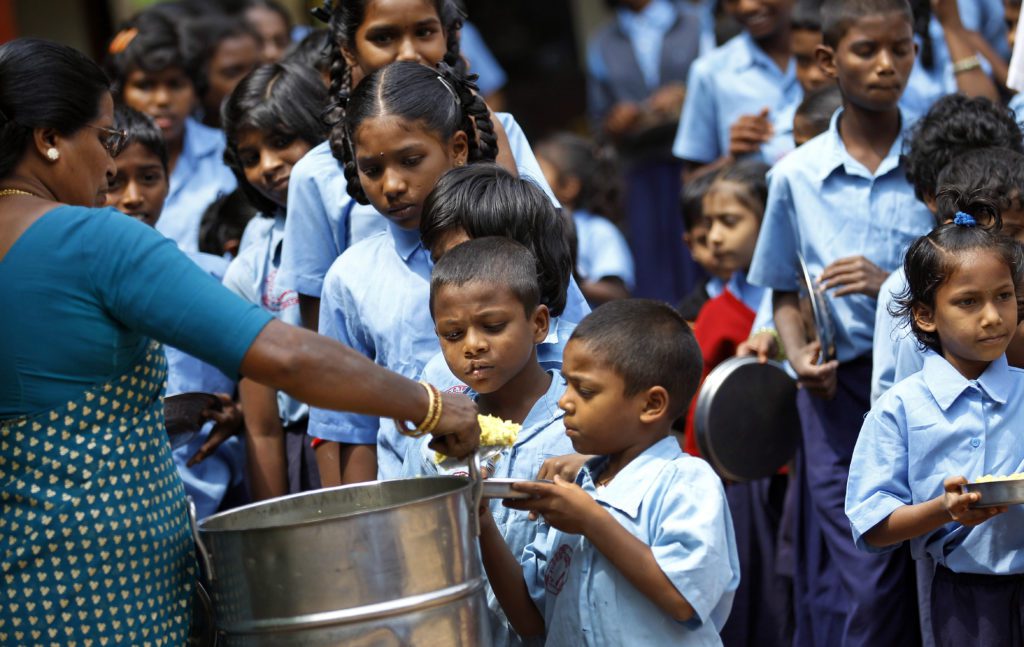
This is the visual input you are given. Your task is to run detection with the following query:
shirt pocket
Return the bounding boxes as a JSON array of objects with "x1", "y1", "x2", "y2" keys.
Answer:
[{"x1": 906, "y1": 415, "x2": 974, "y2": 502}]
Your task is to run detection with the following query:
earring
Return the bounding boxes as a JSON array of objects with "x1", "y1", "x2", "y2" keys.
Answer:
[{"x1": 46, "y1": 148, "x2": 60, "y2": 161}]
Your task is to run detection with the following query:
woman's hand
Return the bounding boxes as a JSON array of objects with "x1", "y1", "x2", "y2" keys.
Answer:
[{"x1": 427, "y1": 391, "x2": 480, "y2": 459}]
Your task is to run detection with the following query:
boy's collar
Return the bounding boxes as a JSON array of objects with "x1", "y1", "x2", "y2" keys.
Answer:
[
  {"x1": 387, "y1": 221, "x2": 426, "y2": 262},
  {"x1": 579, "y1": 436, "x2": 682, "y2": 518},
  {"x1": 737, "y1": 31, "x2": 795, "y2": 77},
  {"x1": 467, "y1": 369, "x2": 566, "y2": 444},
  {"x1": 922, "y1": 350, "x2": 1012, "y2": 410},
  {"x1": 814, "y1": 107, "x2": 910, "y2": 184}
]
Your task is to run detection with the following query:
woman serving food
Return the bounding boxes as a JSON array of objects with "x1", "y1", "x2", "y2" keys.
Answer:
[{"x1": 0, "y1": 38, "x2": 479, "y2": 644}]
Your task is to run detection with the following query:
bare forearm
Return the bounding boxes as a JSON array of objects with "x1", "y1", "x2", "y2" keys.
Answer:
[
  {"x1": 584, "y1": 507, "x2": 694, "y2": 622},
  {"x1": 239, "y1": 379, "x2": 288, "y2": 500},
  {"x1": 772, "y1": 291, "x2": 807, "y2": 360},
  {"x1": 863, "y1": 496, "x2": 949, "y2": 548},
  {"x1": 942, "y1": 23, "x2": 999, "y2": 101},
  {"x1": 479, "y1": 517, "x2": 545, "y2": 637},
  {"x1": 580, "y1": 278, "x2": 630, "y2": 305}
]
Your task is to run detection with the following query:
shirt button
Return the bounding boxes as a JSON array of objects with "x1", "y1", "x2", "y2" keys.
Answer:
[{"x1": 970, "y1": 438, "x2": 981, "y2": 448}]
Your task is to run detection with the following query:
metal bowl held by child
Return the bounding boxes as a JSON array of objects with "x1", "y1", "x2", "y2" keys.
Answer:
[
  {"x1": 194, "y1": 477, "x2": 489, "y2": 646},
  {"x1": 963, "y1": 475, "x2": 1024, "y2": 508},
  {"x1": 694, "y1": 356, "x2": 800, "y2": 482}
]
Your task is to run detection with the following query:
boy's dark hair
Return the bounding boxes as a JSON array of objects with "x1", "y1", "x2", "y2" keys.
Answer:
[
  {"x1": 430, "y1": 237, "x2": 541, "y2": 318},
  {"x1": 536, "y1": 132, "x2": 622, "y2": 222},
  {"x1": 707, "y1": 159, "x2": 770, "y2": 220},
  {"x1": 333, "y1": 60, "x2": 497, "y2": 205},
  {"x1": 903, "y1": 95, "x2": 1024, "y2": 202},
  {"x1": 571, "y1": 299, "x2": 703, "y2": 419},
  {"x1": 680, "y1": 170, "x2": 717, "y2": 232},
  {"x1": 222, "y1": 62, "x2": 328, "y2": 213},
  {"x1": 114, "y1": 104, "x2": 168, "y2": 172},
  {"x1": 283, "y1": 29, "x2": 331, "y2": 75},
  {"x1": 198, "y1": 189, "x2": 258, "y2": 256},
  {"x1": 821, "y1": 0, "x2": 913, "y2": 49},
  {"x1": 791, "y1": 0, "x2": 823, "y2": 31},
  {"x1": 795, "y1": 83, "x2": 842, "y2": 138},
  {"x1": 421, "y1": 164, "x2": 572, "y2": 318},
  {"x1": 106, "y1": 8, "x2": 202, "y2": 99},
  {"x1": 934, "y1": 148, "x2": 1024, "y2": 230},
  {"x1": 893, "y1": 224, "x2": 1024, "y2": 353}
]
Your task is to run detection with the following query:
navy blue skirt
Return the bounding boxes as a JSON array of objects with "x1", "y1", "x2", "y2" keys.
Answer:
[{"x1": 932, "y1": 565, "x2": 1024, "y2": 647}]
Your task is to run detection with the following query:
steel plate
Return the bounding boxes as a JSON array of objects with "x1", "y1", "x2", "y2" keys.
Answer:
[
  {"x1": 798, "y1": 253, "x2": 837, "y2": 363},
  {"x1": 963, "y1": 479, "x2": 1024, "y2": 508}
]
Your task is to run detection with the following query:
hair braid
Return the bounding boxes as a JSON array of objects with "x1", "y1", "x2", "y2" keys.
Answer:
[{"x1": 437, "y1": 63, "x2": 498, "y2": 163}]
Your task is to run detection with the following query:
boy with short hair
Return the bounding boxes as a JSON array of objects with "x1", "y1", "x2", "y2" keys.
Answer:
[
  {"x1": 747, "y1": 0, "x2": 932, "y2": 644},
  {"x1": 403, "y1": 236, "x2": 575, "y2": 647},
  {"x1": 480, "y1": 299, "x2": 739, "y2": 646}
]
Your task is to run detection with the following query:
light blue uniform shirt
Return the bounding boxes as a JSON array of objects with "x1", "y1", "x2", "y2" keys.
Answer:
[
  {"x1": 871, "y1": 267, "x2": 924, "y2": 404},
  {"x1": 679, "y1": 0, "x2": 717, "y2": 56},
  {"x1": 280, "y1": 112, "x2": 560, "y2": 298},
  {"x1": 847, "y1": 351, "x2": 1024, "y2": 575},
  {"x1": 402, "y1": 370, "x2": 573, "y2": 647},
  {"x1": 158, "y1": 118, "x2": 237, "y2": 252},
  {"x1": 748, "y1": 109, "x2": 934, "y2": 362},
  {"x1": 309, "y1": 223, "x2": 437, "y2": 478},
  {"x1": 1009, "y1": 92, "x2": 1024, "y2": 123},
  {"x1": 615, "y1": 0, "x2": 678, "y2": 90},
  {"x1": 521, "y1": 436, "x2": 740, "y2": 646},
  {"x1": 574, "y1": 210, "x2": 636, "y2": 291},
  {"x1": 672, "y1": 31, "x2": 802, "y2": 166},
  {"x1": 223, "y1": 213, "x2": 308, "y2": 426},
  {"x1": 459, "y1": 22, "x2": 508, "y2": 97}
]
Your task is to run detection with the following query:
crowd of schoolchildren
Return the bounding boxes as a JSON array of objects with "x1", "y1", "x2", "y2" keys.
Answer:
[{"x1": 54, "y1": 0, "x2": 1024, "y2": 643}]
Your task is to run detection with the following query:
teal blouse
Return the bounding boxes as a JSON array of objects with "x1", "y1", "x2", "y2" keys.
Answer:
[{"x1": 0, "y1": 205, "x2": 273, "y2": 418}]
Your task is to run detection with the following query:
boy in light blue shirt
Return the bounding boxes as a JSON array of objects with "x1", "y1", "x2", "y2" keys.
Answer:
[
  {"x1": 480, "y1": 300, "x2": 738, "y2": 647},
  {"x1": 402, "y1": 238, "x2": 574, "y2": 647},
  {"x1": 746, "y1": 1, "x2": 932, "y2": 644}
]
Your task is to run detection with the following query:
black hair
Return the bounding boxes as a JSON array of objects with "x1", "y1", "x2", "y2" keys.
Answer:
[
  {"x1": 821, "y1": 0, "x2": 913, "y2": 49},
  {"x1": 791, "y1": 0, "x2": 823, "y2": 31},
  {"x1": 421, "y1": 164, "x2": 572, "y2": 318},
  {"x1": 238, "y1": 0, "x2": 293, "y2": 31},
  {"x1": 910, "y1": 0, "x2": 933, "y2": 70},
  {"x1": 706, "y1": 159, "x2": 770, "y2": 220},
  {"x1": 186, "y1": 14, "x2": 261, "y2": 103},
  {"x1": 536, "y1": 132, "x2": 622, "y2": 222},
  {"x1": 680, "y1": 171, "x2": 717, "y2": 232},
  {"x1": 283, "y1": 29, "x2": 332, "y2": 76},
  {"x1": 105, "y1": 8, "x2": 202, "y2": 99},
  {"x1": 114, "y1": 104, "x2": 168, "y2": 172},
  {"x1": 334, "y1": 60, "x2": 497, "y2": 204},
  {"x1": 903, "y1": 94, "x2": 1024, "y2": 202},
  {"x1": 894, "y1": 223, "x2": 1024, "y2": 353},
  {"x1": 933, "y1": 148, "x2": 1024, "y2": 230},
  {"x1": 794, "y1": 83, "x2": 843, "y2": 139},
  {"x1": 430, "y1": 236, "x2": 541, "y2": 318},
  {"x1": 198, "y1": 188, "x2": 258, "y2": 256},
  {"x1": 0, "y1": 39, "x2": 110, "y2": 179},
  {"x1": 315, "y1": 0, "x2": 466, "y2": 132},
  {"x1": 570, "y1": 299, "x2": 703, "y2": 419},
  {"x1": 222, "y1": 62, "x2": 328, "y2": 213}
]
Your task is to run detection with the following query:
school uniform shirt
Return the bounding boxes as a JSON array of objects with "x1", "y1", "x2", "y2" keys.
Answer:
[
  {"x1": 522, "y1": 436, "x2": 740, "y2": 646},
  {"x1": 1009, "y1": 92, "x2": 1024, "y2": 123},
  {"x1": 846, "y1": 351, "x2": 1024, "y2": 576},
  {"x1": 672, "y1": 31, "x2": 802, "y2": 166},
  {"x1": 402, "y1": 370, "x2": 574, "y2": 647},
  {"x1": 573, "y1": 210, "x2": 636, "y2": 291},
  {"x1": 459, "y1": 21, "x2": 508, "y2": 97},
  {"x1": 308, "y1": 223, "x2": 436, "y2": 477},
  {"x1": 418, "y1": 317, "x2": 579, "y2": 394},
  {"x1": 280, "y1": 112, "x2": 560, "y2": 299},
  {"x1": 157, "y1": 118, "x2": 237, "y2": 253},
  {"x1": 870, "y1": 267, "x2": 920, "y2": 404},
  {"x1": 222, "y1": 213, "x2": 308, "y2": 426},
  {"x1": 748, "y1": 108, "x2": 934, "y2": 362}
]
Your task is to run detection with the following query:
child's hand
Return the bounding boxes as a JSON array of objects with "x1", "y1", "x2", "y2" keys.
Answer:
[
  {"x1": 536, "y1": 453, "x2": 593, "y2": 481},
  {"x1": 605, "y1": 102, "x2": 642, "y2": 136},
  {"x1": 931, "y1": 0, "x2": 963, "y2": 28},
  {"x1": 504, "y1": 475, "x2": 603, "y2": 534},
  {"x1": 942, "y1": 476, "x2": 1008, "y2": 526},
  {"x1": 818, "y1": 255, "x2": 888, "y2": 299},
  {"x1": 736, "y1": 330, "x2": 779, "y2": 364},
  {"x1": 647, "y1": 83, "x2": 686, "y2": 117},
  {"x1": 728, "y1": 108, "x2": 773, "y2": 157},
  {"x1": 790, "y1": 341, "x2": 838, "y2": 400},
  {"x1": 188, "y1": 394, "x2": 243, "y2": 467}
]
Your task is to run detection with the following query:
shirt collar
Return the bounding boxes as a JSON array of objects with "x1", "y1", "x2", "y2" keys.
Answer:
[
  {"x1": 814, "y1": 107, "x2": 910, "y2": 184},
  {"x1": 182, "y1": 117, "x2": 223, "y2": 159},
  {"x1": 466, "y1": 369, "x2": 566, "y2": 445},
  {"x1": 735, "y1": 31, "x2": 795, "y2": 78},
  {"x1": 922, "y1": 350, "x2": 1013, "y2": 410},
  {"x1": 580, "y1": 436, "x2": 682, "y2": 518},
  {"x1": 617, "y1": 0, "x2": 677, "y2": 32},
  {"x1": 388, "y1": 221, "x2": 425, "y2": 262}
]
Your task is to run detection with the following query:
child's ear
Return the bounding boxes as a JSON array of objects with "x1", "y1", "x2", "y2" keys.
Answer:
[
  {"x1": 913, "y1": 303, "x2": 937, "y2": 334},
  {"x1": 531, "y1": 304, "x2": 550, "y2": 344},
  {"x1": 449, "y1": 131, "x2": 470, "y2": 168},
  {"x1": 815, "y1": 44, "x2": 838, "y2": 80},
  {"x1": 638, "y1": 386, "x2": 670, "y2": 424}
]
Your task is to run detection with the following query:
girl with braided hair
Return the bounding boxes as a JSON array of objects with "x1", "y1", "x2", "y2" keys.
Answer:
[{"x1": 308, "y1": 60, "x2": 504, "y2": 485}]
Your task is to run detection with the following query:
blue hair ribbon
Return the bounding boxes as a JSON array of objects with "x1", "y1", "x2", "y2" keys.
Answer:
[{"x1": 953, "y1": 212, "x2": 977, "y2": 228}]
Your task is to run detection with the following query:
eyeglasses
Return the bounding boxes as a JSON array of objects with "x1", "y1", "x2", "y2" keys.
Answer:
[{"x1": 88, "y1": 125, "x2": 128, "y2": 157}]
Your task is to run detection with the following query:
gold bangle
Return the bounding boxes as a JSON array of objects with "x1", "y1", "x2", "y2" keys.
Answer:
[
  {"x1": 393, "y1": 382, "x2": 442, "y2": 437},
  {"x1": 952, "y1": 55, "x2": 981, "y2": 75}
]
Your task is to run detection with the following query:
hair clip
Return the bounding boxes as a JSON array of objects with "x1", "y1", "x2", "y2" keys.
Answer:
[
  {"x1": 437, "y1": 75, "x2": 459, "y2": 102},
  {"x1": 953, "y1": 211, "x2": 977, "y2": 227},
  {"x1": 108, "y1": 28, "x2": 139, "y2": 55}
]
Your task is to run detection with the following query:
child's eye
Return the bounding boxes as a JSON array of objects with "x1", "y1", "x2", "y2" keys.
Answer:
[
  {"x1": 997, "y1": 291, "x2": 1014, "y2": 302},
  {"x1": 402, "y1": 155, "x2": 424, "y2": 168},
  {"x1": 271, "y1": 135, "x2": 295, "y2": 149},
  {"x1": 367, "y1": 32, "x2": 395, "y2": 46},
  {"x1": 108, "y1": 176, "x2": 125, "y2": 191},
  {"x1": 484, "y1": 322, "x2": 507, "y2": 333},
  {"x1": 416, "y1": 27, "x2": 439, "y2": 39},
  {"x1": 358, "y1": 164, "x2": 382, "y2": 179},
  {"x1": 441, "y1": 331, "x2": 464, "y2": 342},
  {"x1": 239, "y1": 153, "x2": 259, "y2": 168},
  {"x1": 141, "y1": 172, "x2": 163, "y2": 185},
  {"x1": 957, "y1": 298, "x2": 976, "y2": 307}
]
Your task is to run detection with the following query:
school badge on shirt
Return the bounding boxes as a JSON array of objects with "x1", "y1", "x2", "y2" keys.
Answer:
[{"x1": 546, "y1": 544, "x2": 573, "y2": 595}]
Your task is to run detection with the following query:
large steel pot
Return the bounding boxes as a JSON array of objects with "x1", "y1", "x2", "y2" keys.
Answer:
[{"x1": 193, "y1": 472, "x2": 489, "y2": 646}]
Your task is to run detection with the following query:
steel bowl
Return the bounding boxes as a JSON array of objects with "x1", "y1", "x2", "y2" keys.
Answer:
[{"x1": 963, "y1": 479, "x2": 1024, "y2": 508}]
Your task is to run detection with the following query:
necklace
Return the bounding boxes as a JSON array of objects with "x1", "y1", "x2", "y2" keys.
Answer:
[{"x1": 0, "y1": 189, "x2": 39, "y2": 199}]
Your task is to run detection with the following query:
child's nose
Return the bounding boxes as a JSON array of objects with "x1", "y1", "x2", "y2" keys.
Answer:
[
  {"x1": 396, "y1": 37, "x2": 420, "y2": 63},
  {"x1": 383, "y1": 170, "x2": 406, "y2": 198}
]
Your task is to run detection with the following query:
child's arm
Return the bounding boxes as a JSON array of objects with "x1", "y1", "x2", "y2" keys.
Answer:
[
  {"x1": 773, "y1": 290, "x2": 839, "y2": 399},
  {"x1": 238, "y1": 378, "x2": 288, "y2": 500},
  {"x1": 508, "y1": 477, "x2": 695, "y2": 622},
  {"x1": 478, "y1": 507, "x2": 546, "y2": 637},
  {"x1": 864, "y1": 476, "x2": 1008, "y2": 548}
]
